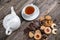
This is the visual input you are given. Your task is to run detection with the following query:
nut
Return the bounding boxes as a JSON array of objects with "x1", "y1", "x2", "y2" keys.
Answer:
[
  {"x1": 39, "y1": 16, "x2": 45, "y2": 21},
  {"x1": 40, "y1": 25, "x2": 45, "y2": 30},
  {"x1": 52, "y1": 29, "x2": 57, "y2": 34},
  {"x1": 29, "y1": 31, "x2": 34, "y2": 38},
  {"x1": 45, "y1": 15, "x2": 52, "y2": 20},
  {"x1": 44, "y1": 27, "x2": 51, "y2": 34},
  {"x1": 34, "y1": 30, "x2": 42, "y2": 40}
]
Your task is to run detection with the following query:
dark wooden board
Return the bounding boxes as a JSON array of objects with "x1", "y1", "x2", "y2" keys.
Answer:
[{"x1": 0, "y1": 0, "x2": 60, "y2": 40}]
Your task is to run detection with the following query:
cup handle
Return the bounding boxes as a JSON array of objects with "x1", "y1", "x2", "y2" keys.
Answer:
[{"x1": 6, "y1": 27, "x2": 12, "y2": 35}]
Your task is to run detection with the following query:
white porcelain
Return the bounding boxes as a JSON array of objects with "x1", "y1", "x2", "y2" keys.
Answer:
[
  {"x1": 3, "y1": 6, "x2": 21, "y2": 35},
  {"x1": 22, "y1": 4, "x2": 40, "y2": 21}
]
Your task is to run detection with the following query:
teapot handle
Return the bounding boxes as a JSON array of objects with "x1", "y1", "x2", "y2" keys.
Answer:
[{"x1": 6, "y1": 27, "x2": 12, "y2": 35}]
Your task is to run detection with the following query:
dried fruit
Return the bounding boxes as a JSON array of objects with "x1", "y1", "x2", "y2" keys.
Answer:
[
  {"x1": 42, "y1": 34, "x2": 48, "y2": 39},
  {"x1": 45, "y1": 15, "x2": 52, "y2": 20},
  {"x1": 44, "y1": 27, "x2": 51, "y2": 34},
  {"x1": 29, "y1": 23, "x2": 36, "y2": 31},
  {"x1": 29, "y1": 31, "x2": 34, "y2": 38}
]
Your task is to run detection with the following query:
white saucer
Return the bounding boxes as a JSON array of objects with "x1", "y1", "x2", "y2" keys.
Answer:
[{"x1": 21, "y1": 4, "x2": 40, "y2": 21}]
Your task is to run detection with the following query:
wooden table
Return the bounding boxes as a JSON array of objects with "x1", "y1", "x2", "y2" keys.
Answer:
[{"x1": 0, "y1": 0, "x2": 60, "y2": 40}]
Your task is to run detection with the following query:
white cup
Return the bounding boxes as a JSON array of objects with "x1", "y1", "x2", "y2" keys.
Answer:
[
  {"x1": 22, "y1": 4, "x2": 40, "y2": 21},
  {"x1": 3, "y1": 6, "x2": 21, "y2": 35},
  {"x1": 22, "y1": 4, "x2": 37, "y2": 16}
]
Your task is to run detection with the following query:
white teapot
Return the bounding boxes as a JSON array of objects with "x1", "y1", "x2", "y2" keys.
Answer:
[{"x1": 3, "y1": 6, "x2": 21, "y2": 35}]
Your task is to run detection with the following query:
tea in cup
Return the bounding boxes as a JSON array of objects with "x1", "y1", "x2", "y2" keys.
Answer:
[
  {"x1": 23, "y1": 4, "x2": 36, "y2": 16},
  {"x1": 22, "y1": 4, "x2": 40, "y2": 20}
]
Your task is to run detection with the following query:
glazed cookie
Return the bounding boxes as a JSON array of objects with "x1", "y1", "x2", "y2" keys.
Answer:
[
  {"x1": 44, "y1": 27, "x2": 51, "y2": 34},
  {"x1": 34, "y1": 30, "x2": 42, "y2": 40}
]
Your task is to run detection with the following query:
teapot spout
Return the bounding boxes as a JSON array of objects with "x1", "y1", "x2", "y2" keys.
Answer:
[{"x1": 11, "y1": 6, "x2": 16, "y2": 15}]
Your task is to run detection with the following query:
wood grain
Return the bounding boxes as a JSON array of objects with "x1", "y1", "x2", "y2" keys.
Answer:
[{"x1": 0, "y1": 0, "x2": 59, "y2": 40}]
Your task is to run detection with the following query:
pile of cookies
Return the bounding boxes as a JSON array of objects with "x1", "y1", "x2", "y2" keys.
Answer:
[
  {"x1": 24, "y1": 15, "x2": 57, "y2": 40},
  {"x1": 39, "y1": 15, "x2": 57, "y2": 35}
]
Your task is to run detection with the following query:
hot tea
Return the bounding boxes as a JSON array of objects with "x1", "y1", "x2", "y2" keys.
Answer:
[{"x1": 25, "y1": 6, "x2": 35, "y2": 15}]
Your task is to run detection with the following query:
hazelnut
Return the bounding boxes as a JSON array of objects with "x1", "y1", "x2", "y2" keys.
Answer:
[
  {"x1": 29, "y1": 31, "x2": 34, "y2": 38},
  {"x1": 44, "y1": 27, "x2": 51, "y2": 34},
  {"x1": 34, "y1": 30, "x2": 42, "y2": 40},
  {"x1": 40, "y1": 25, "x2": 45, "y2": 30},
  {"x1": 45, "y1": 15, "x2": 52, "y2": 20},
  {"x1": 39, "y1": 16, "x2": 45, "y2": 21},
  {"x1": 52, "y1": 29, "x2": 57, "y2": 34}
]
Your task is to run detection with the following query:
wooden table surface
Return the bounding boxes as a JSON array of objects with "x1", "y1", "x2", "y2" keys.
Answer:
[{"x1": 0, "y1": 0, "x2": 60, "y2": 40}]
